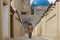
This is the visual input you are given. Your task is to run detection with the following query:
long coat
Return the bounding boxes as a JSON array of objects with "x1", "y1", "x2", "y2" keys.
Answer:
[{"x1": 28, "y1": 26, "x2": 33, "y2": 33}]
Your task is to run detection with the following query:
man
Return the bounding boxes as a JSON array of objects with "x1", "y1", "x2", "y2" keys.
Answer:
[{"x1": 28, "y1": 23, "x2": 33, "y2": 38}]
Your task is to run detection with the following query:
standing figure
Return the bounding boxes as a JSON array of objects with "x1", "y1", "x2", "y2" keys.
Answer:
[{"x1": 28, "y1": 23, "x2": 33, "y2": 38}]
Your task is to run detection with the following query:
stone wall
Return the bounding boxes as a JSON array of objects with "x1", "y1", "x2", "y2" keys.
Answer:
[
  {"x1": 13, "y1": 12, "x2": 25, "y2": 38},
  {"x1": 57, "y1": 0, "x2": 60, "y2": 40},
  {"x1": 32, "y1": 1, "x2": 60, "y2": 40},
  {"x1": 0, "y1": 0, "x2": 3, "y2": 40},
  {"x1": 11, "y1": 0, "x2": 21, "y2": 14}
]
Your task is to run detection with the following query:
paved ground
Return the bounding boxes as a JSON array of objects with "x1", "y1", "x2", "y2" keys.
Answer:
[{"x1": 11, "y1": 34, "x2": 48, "y2": 40}]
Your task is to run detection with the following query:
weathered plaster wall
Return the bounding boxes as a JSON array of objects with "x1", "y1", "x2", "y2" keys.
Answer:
[{"x1": 0, "y1": 0, "x2": 3, "y2": 40}]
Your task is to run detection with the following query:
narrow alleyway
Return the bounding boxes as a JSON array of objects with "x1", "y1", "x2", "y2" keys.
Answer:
[{"x1": 0, "y1": 0, "x2": 60, "y2": 40}]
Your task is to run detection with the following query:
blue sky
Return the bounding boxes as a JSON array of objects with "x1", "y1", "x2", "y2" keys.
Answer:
[{"x1": 30, "y1": 0, "x2": 56, "y2": 6}]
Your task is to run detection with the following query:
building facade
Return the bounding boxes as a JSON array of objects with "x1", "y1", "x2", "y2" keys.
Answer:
[
  {"x1": 11, "y1": 0, "x2": 31, "y2": 15},
  {"x1": 21, "y1": 0, "x2": 31, "y2": 15},
  {"x1": 10, "y1": 6, "x2": 25, "y2": 38},
  {"x1": 11, "y1": 0, "x2": 22, "y2": 14},
  {"x1": 32, "y1": 0, "x2": 60, "y2": 40},
  {"x1": 0, "y1": 0, "x2": 3, "y2": 40},
  {"x1": 0, "y1": 0, "x2": 25, "y2": 40},
  {"x1": 0, "y1": 0, "x2": 10, "y2": 40}
]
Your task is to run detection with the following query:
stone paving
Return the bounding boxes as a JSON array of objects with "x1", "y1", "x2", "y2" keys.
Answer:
[{"x1": 11, "y1": 35, "x2": 48, "y2": 40}]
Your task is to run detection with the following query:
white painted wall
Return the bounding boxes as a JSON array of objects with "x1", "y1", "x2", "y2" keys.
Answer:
[{"x1": 3, "y1": 5, "x2": 9, "y2": 38}]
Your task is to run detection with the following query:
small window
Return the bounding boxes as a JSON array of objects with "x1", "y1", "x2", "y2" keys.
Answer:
[
  {"x1": 21, "y1": 12, "x2": 26, "y2": 15},
  {"x1": 31, "y1": 8, "x2": 34, "y2": 15}
]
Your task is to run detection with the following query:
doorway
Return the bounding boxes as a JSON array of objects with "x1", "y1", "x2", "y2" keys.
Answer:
[{"x1": 10, "y1": 14, "x2": 14, "y2": 38}]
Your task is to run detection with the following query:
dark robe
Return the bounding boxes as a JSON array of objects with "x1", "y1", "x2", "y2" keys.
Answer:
[{"x1": 28, "y1": 26, "x2": 33, "y2": 38}]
